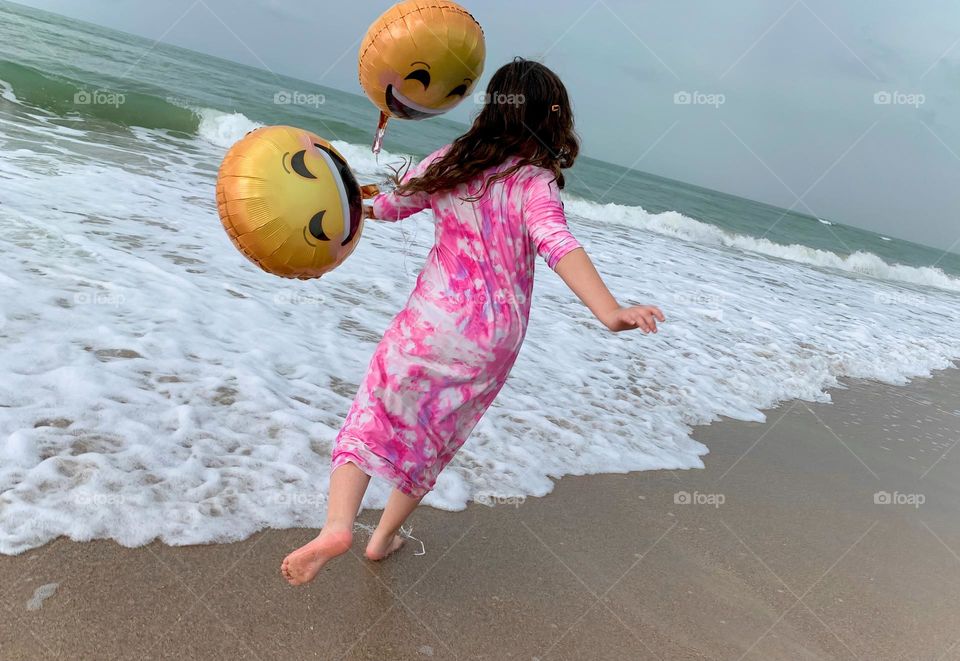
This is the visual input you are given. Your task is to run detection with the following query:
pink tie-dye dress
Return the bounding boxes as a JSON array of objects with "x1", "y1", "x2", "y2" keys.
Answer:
[{"x1": 331, "y1": 147, "x2": 582, "y2": 498}]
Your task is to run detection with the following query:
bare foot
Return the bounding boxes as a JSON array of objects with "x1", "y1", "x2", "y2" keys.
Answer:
[
  {"x1": 364, "y1": 533, "x2": 405, "y2": 561},
  {"x1": 281, "y1": 528, "x2": 352, "y2": 586}
]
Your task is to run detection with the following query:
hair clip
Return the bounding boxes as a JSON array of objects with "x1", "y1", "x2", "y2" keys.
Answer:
[{"x1": 550, "y1": 104, "x2": 561, "y2": 112}]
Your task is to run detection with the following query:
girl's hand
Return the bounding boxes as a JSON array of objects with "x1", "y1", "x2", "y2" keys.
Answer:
[
  {"x1": 552, "y1": 250, "x2": 664, "y2": 334},
  {"x1": 602, "y1": 305, "x2": 665, "y2": 334},
  {"x1": 362, "y1": 204, "x2": 377, "y2": 220}
]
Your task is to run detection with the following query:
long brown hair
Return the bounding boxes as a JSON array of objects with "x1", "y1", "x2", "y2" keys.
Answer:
[{"x1": 396, "y1": 58, "x2": 579, "y2": 201}]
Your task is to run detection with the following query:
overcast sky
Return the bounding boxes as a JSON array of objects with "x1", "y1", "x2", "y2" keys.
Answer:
[{"x1": 15, "y1": 0, "x2": 960, "y2": 251}]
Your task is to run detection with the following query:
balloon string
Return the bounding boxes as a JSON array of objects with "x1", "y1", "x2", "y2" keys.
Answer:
[
  {"x1": 398, "y1": 205, "x2": 415, "y2": 280},
  {"x1": 372, "y1": 112, "x2": 389, "y2": 157}
]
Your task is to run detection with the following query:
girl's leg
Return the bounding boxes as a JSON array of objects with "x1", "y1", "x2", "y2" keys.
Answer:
[
  {"x1": 323, "y1": 461, "x2": 372, "y2": 531},
  {"x1": 365, "y1": 488, "x2": 423, "y2": 560},
  {"x1": 281, "y1": 462, "x2": 370, "y2": 586}
]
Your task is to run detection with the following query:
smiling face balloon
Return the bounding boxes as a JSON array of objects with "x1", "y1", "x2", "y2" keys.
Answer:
[
  {"x1": 359, "y1": 0, "x2": 485, "y2": 150},
  {"x1": 215, "y1": 126, "x2": 363, "y2": 279}
]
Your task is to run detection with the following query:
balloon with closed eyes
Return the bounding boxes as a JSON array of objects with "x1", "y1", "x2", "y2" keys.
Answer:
[
  {"x1": 358, "y1": 0, "x2": 486, "y2": 152},
  {"x1": 216, "y1": 126, "x2": 366, "y2": 279}
]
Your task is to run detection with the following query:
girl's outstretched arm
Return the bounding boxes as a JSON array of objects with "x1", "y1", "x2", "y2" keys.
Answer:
[
  {"x1": 523, "y1": 172, "x2": 664, "y2": 334},
  {"x1": 553, "y1": 248, "x2": 665, "y2": 334}
]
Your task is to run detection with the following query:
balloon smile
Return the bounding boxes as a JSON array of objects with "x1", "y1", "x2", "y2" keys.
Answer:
[
  {"x1": 342, "y1": 211, "x2": 360, "y2": 246},
  {"x1": 385, "y1": 84, "x2": 446, "y2": 120}
]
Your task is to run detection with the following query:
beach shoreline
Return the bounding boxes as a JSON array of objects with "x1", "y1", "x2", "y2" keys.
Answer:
[{"x1": 2, "y1": 365, "x2": 959, "y2": 660}]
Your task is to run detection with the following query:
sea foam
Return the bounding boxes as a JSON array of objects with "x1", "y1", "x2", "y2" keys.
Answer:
[
  {"x1": 564, "y1": 198, "x2": 960, "y2": 293},
  {"x1": 0, "y1": 78, "x2": 18, "y2": 103},
  {"x1": 196, "y1": 108, "x2": 263, "y2": 148},
  {"x1": 1, "y1": 92, "x2": 959, "y2": 554}
]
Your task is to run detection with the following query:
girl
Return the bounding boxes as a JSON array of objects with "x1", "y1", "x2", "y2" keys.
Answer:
[{"x1": 282, "y1": 58, "x2": 664, "y2": 586}]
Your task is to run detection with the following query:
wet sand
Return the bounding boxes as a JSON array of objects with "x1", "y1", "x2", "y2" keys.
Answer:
[{"x1": 2, "y1": 366, "x2": 959, "y2": 660}]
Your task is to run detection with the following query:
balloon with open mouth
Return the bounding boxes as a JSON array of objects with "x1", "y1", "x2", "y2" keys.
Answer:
[
  {"x1": 216, "y1": 126, "x2": 364, "y2": 279},
  {"x1": 358, "y1": 0, "x2": 485, "y2": 153}
]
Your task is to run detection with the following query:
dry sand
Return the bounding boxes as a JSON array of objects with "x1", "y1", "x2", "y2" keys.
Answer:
[{"x1": 2, "y1": 366, "x2": 959, "y2": 660}]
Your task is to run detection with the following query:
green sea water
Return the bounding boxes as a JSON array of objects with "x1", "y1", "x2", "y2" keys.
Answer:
[{"x1": 1, "y1": 0, "x2": 958, "y2": 278}]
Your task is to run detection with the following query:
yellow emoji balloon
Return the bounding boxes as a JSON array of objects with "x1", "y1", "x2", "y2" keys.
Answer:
[
  {"x1": 216, "y1": 126, "x2": 364, "y2": 279},
  {"x1": 358, "y1": 0, "x2": 485, "y2": 151}
]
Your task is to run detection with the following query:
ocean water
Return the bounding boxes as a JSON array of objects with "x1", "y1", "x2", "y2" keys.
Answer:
[{"x1": 1, "y1": 1, "x2": 959, "y2": 554}]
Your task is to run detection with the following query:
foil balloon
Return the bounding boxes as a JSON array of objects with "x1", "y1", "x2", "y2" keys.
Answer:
[
  {"x1": 358, "y1": 0, "x2": 485, "y2": 152},
  {"x1": 216, "y1": 126, "x2": 364, "y2": 279}
]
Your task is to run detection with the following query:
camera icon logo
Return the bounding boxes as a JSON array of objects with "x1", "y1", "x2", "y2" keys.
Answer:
[{"x1": 874, "y1": 490, "x2": 892, "y2": 504}]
